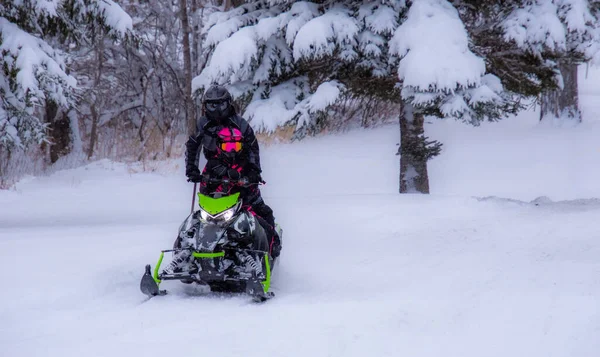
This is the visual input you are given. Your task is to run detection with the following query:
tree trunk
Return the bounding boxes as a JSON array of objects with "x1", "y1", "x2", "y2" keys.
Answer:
[
  {"x1": 88, "y1": 28, "x2": 103, "y2": 160},
  {"x1": 88, "y1": 104, "x2": 99, "y2": 160},
  {"x1": 0, "y1": 147, "x2": 11, "y2": 188},
  {"x1": 191, "y1": 0, "x2": 199, "y2": 75},
  {"x1": 399, "y1": 101, "x2": 430, "y2": 194},
  {"x1": 45, "y1": 101, "x2": 72, "y2": 164},
  {"x1": 180, "y1": 0, "x2": 196, "y2": 135},
  {"x1": 68, "y1": 109, "x2": 83, "y2": 155},
  {"x1": 540, "y1": 61, "x2": 581, "y2": 123},
  {"x1": 44, "y1": 100, "x2": 57, "y2": 163}
]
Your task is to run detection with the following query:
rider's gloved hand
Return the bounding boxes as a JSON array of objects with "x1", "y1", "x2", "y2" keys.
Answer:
[
  {"x1": 186, "y1": 167, "x2": 203, "y2": 183},
  {"x1": 246, "y1": 170, "x2": 263, "y2": 184},
  {"x1": 212, "y1": 164, "x2": 228, "y2": 177},
  {"x1": 227, "y1": 168, "x2": 242, "y2": 180}
]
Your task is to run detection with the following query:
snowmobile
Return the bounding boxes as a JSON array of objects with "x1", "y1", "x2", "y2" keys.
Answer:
[{"x1": 140, "y1": 177, "x2": 281, "y2": 302}]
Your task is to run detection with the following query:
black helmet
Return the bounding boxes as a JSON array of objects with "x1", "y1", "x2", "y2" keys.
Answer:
[{"x1": 203, "y1": 85, "x2": 232, "y2": 120}]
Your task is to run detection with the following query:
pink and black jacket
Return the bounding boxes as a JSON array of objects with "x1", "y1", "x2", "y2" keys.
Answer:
[{"x1": 185, "y1": 113, "x2": 262, "y2": 179}]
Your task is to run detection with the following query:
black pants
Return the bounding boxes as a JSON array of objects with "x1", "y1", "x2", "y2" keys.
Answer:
[{"x1": 243, "y1": 190, "x2": 281, "y2": 258}]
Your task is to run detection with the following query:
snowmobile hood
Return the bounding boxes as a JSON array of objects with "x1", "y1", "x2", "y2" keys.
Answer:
[{"x1": 198, "y1": 192, "x2": 240, "y2": 215}]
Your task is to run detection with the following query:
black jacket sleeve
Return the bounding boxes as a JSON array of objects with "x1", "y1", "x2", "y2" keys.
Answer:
[{"x1": 185, "y1": 117, "x2": 206, "y2": 174}]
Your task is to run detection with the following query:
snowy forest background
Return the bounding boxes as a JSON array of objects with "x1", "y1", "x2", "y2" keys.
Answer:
[{"x1": 2, "y1": 0, "x2": 600, "y2": 191}]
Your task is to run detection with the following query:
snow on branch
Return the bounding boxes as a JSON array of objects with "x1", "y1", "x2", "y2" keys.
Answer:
[
  {"x1": 205, "y1": 16, "x2": 247, "y2": 46},
  {"x1": 0, "y1": 19, "x2": 76, "y2": 100},
  {"x1": 0, "y1": 18, "x2": 77, "y2": 148},
  {"x1": 501, "y1": 1, "x2": 600, "y2": 64},
  {"x1": 359, "y1": 3, "x2": 399, "y2": 35},
  {"x1": 33, "y1": 0, "x2": 61, "y2": 17},
  {"x1": 0, "y1": 0, "x2": 133, "y2": 149},
  {"x1": 390, "y1": 0, "x2": 505, "y2": 123},
  {"x1": 558, "y1": 0, "x2": 595, "y2": 33},
  {"x1": 194, "y1": 1, "x2": 319, "y2": 91},
  {"x1": 503, "y1": 0, "x2": 566, "y2": 54},
  {"x1": 307, "y1": 81, "x2": 344, "y2": 113},
  {"x1": 556, "y1": 0, "x2": 600, "y2": 62},
  {"x1": 284, "y1": 2, "x2": 320, "y2": 46},
  {"x1": 243, "y1": 79, "x2": 308, "y2": 133},
  {"x1": 391, "y1": 0, "x2": 485, "y2": 92},
  {"x1": 193, "y1": 26, "x2": 260, "y2": 88},
  {"x1": 243, "y1": 79, "x2": 344, "y2": 133},
  {"x1": 96, "y1": 0, "x2": 134, "y2": 37},
  {"x1": 293, "y1": 5, "x2": 359, "y2": 61}
]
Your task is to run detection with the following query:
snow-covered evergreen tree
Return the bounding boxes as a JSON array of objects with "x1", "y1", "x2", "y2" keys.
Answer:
[
  {"x1": 195, "y1": 0, "x2": 511, "y2": 193},
  {"x1": 0, "y1": 0, "x2": 132, "y2": 151},
  {"x1": 194, "y1": 1, "x2": 402, "y2": 135},
  {"x1": 500, "y1": 0, "x2": 600, "y2": 123}
]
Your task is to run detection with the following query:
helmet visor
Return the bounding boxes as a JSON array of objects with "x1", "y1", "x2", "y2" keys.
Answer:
[
  {"x1": 220, "y1": 141, "x2": 242, "y2": 153},
  {"x1": 206, "y1": 101, "x2": 228, "y2": 111}
]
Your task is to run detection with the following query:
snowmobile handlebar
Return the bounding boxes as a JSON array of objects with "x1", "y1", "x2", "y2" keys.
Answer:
[
  {"x1": 201, "y1": 176, "x2": 264, "y2": 187},
  {"x1": 161, "y1": 247, "x2": 269, "y2": 255}
]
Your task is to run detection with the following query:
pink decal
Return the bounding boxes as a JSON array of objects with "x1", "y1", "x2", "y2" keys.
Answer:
[{"x1": 218, "y1": 127, "x2": 242, "y2": 142}]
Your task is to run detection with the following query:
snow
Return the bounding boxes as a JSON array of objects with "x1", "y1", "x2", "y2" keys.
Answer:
[
  {"x1": 195, "y1": 26, "x2": 259, "y2": 87},
  {"x1": 0, "y1": 18, "x2": 75, "y2": 98},
  {"x1": 205, "y1": 16, "x2": 246, "y2": 46},
  {"x1": 3, "y1": 74, "x2": 600, "y2": 356},
  {"x1": 252, "y1": 37, "x2": 292, "y2": 83},
  {"x1": 439, "y1": 95, "x2": 469, "y2": 117},
  {"x1": 503, "y1": 1, "x2": 566, "y2": 53},
  {"x1": 391, "y1": 0, "x2": 485, "y2": 91},
  {"x1": 96, "y1": 0, "x2": 133, "y2": 36},
  {"x1": 307, "y1": 81, "x2": 343, "y2": 113},
  {"x1": 360, "y1": 3, "x2": 399, "y2": 35},
  {"x1": 0, "y1": 17, "x2": 75, "y2": 148},
  {"x1": 34, "y1": 0, "x2": 60, "y2": 17},
  {"x1": 359, "y1": 30, "x2": 385, "y2": 57},
  {"x1": 559, "y1": 0, "x2": 594, "y2": 33},
  {"x1": 292, "y1": 6, "x2": 359, "y2": 61},
  {"x1": 500, "y1": 0, "x2": 600, "y2": 63},
  {"x1": 244, "y1": 79, "x2": 308, "y2": 132},
  {"x1": 243, "y1": 78, "x2": 345, "y2": 132},
  {"x1": 4, "y1": 1, "x2": 600, "y2": 353},
  {"x1": 0, "y1": 0, "x2": 132, "y2": 148},
  {"x1": 255, "y1": 15, "x2": 284, "y2": 41},
  {"x1": 284, "y1": 2, "x2": 320, "y2": 46}
]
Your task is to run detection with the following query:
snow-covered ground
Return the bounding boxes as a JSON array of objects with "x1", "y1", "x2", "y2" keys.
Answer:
[{"x1": 2, "y1": 70, "x2": 600, "y2": 357}]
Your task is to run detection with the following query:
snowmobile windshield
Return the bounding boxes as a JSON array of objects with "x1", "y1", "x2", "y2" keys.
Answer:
[{"x1": 198, "y1": 192, "x2": 241, "y2": 215}]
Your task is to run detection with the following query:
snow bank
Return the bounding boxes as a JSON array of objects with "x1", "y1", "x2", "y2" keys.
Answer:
[
  {"x1": 2, "y1": 65, "x2": 600, "y2": 357},
  {"x1": 1, "y1": 115, "x2": 599, "y2": 357}
]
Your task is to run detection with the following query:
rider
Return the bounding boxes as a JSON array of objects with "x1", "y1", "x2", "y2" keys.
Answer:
[{"x1": 185, "y1": 84, "x2": 281, "y2": 258}]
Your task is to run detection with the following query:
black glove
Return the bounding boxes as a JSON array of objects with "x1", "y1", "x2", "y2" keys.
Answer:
[
  {"x1": 212, "y1": 164, "x2": 228, "y2": 177},
  {"x1": 246, "y1": 170, "x2": 263, "y2": 184},
  {"x1": 227, "y1": 168, "x2": 242, "y2": 180},
  {"x1": 186, "y1": 167, "x2": 203, "y2": 183}
]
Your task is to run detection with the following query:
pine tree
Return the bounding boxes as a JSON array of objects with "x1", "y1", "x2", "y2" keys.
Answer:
[
  {"x1": 196, "y1": 0, "x2": 513, "y2": 193},
  {"x1": 0, "y1": 0, "x2": 133, "y2": 153},
  {"x1": 498, "y1": 0, "x2": 600, "y2": 123}
]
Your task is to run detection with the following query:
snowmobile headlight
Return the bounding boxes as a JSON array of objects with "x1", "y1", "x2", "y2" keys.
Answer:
[
  {"x1": 198, "y1": 203, "x2": 239, "y2": 223},
  {"x1": 199, "y1": 209, "x2": 211, "y2": 221},
  {"x1": 219, "y1": 207, "x2": 236, "y2": 222}
]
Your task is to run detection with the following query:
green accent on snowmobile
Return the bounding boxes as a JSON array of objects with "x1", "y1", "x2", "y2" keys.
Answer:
[
  {"x1": 152, "y1": 251, "x2": 224, "y2": 284},
  {"x1": 151, "y1": 249, "x2": 271, "y2": 295},
  {"x1": 262, "y1": 252, "x2": 271, "y2": 293},
  {"x1": 192, "y1": 251, "x2": 225, "y2": 258},
  {"x1": 153, "y1": 251, "x2": 165, "y2": 284},
  {"x1": 198, "y1": 192, "x2": 240, "y2": 215}
]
